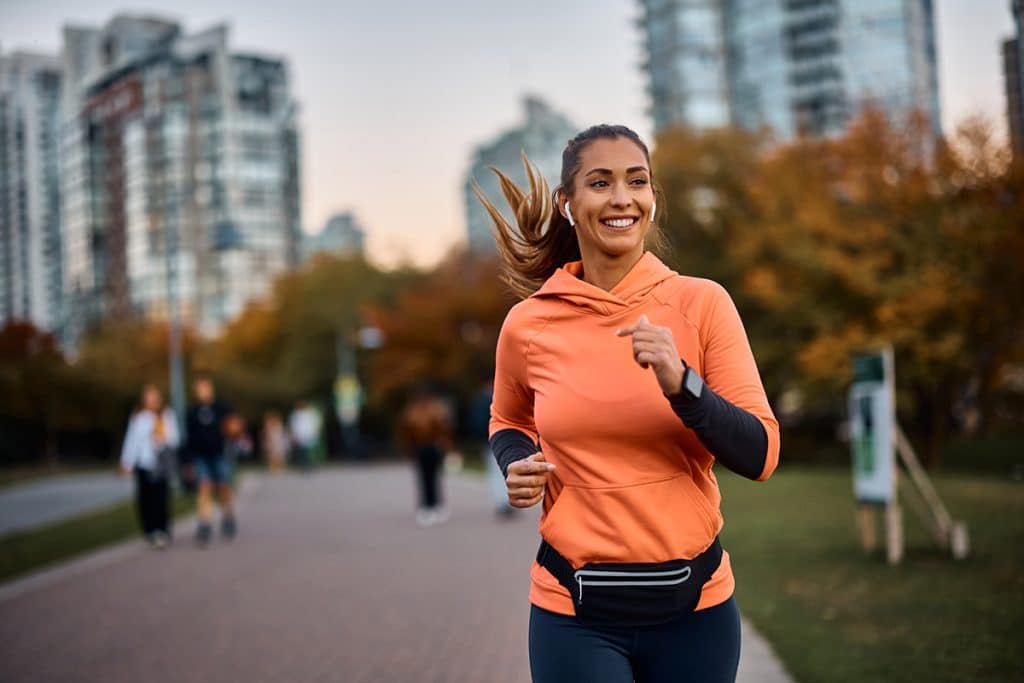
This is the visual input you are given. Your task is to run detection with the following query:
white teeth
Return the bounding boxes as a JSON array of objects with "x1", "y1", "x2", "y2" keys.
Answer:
[{"x1": 602, "y1": 218, "x2": 636, "y2": 228}]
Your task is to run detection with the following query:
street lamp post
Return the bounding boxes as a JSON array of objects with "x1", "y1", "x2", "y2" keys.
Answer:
[
  {"x1": 334, "y1": 324, "x2": 382, "y2": 458},
  {"x1": 165, "y1": 187, "x2": 186, "y2": 432}
]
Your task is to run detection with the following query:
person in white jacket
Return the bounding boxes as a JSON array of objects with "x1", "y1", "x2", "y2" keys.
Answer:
[{"x1": 120, "y1": 385, "x2": 180, "y2": 548}]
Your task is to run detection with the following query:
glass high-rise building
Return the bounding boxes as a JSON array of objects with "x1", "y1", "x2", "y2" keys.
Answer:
[
  {"x1": 639, "y1": 0, "x2": 942, "y2": 139},
  {"x1": 59, "y1": 14, "x2": 302, "y2": 341},
  {"x1": 0, "y1": 51, "x2": 64, "y2": 333},
  {"x1": 1004, "y1": 0, "x2": 1024, "y2": 154},
  {"x1": 642, "y1": 0, "x2": 731, "y2": 132},
  {"x1": 303, "y1": 212, "x2": 366, "y2": 261}
]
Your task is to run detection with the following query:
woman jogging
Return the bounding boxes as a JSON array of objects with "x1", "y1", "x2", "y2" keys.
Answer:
[
  {"x1": 120, "y1": 384, "x2": 180, "y2": 549},
  {"x1": 480, "y1": 124, "x2": 780, "y2": 682}
]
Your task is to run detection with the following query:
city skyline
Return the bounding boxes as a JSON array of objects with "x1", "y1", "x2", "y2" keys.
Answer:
[
  {"x1": 0, "y1": 0, "x2": 1016, "y2": 268},
  {"x1": 638, "y1": 0, "x2": 942, "y2": 140}
]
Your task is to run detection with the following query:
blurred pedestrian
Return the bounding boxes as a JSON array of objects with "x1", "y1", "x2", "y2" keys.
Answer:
[
  {"x1": 262, "y1": 411, "x2": 289, "y2": 473},
  {"x1": 223, "y1": 413, "x2": 253, "y2": 465},
  {"x1": 185, "y1": 374, "x2": 237, "y2": 546},
  {"x1": 288, "y1": 401, "x2": 321, "y2": 473},
  {"x1": 482, "y1": 125, "x2": 780, "y2": 682},
  {"x1": 470, "y1": 379, "x2": 515, "y2": 519},
  {"x1": 398, "y1": 387, "x2": 452, "y2": 526},
  {"x1": 120, "y1": 384, "x2": 179, "y2": 549}
]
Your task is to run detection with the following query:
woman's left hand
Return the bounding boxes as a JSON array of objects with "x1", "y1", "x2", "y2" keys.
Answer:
[{"x1": 616, "y1": 314, "x2": 684, "y2": 395}]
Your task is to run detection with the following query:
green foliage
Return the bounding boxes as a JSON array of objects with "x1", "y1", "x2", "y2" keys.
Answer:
[
  {"x1": 198, "y1": 253, "x2": 419, "y2": 427},
  {"x1": 0, "y1": 322, "x2": 92, "y2": 461},
  {"x1": 74, "y1": 319, "x2": 200, "y2": 429},
  {"x1": 366, "y1": 251, "x2": 512, "y2": 412},
  {"x1": 0, "y1": 323, "x2": 65, "y2": 431},
  {"x1": 0, "y1": 317, "x2": 204, "y2": 462}
]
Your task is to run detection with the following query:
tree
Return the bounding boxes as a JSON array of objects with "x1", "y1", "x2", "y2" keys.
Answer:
[
  {"x1": 0, "y1": 321, "x2": 69, "y2": 463},
  {"x1": 365, "y1": 250, "x2": 513, "y2": 432},
  {"x1": 653, "y1": 111, "x2": 1024, "y2": 466},
  {"x1": 72, "y1": 318, "x2": 201, "y2": 455},
  {"x1": 202, "y1": 253, "x2": 413, "y2": 433}
]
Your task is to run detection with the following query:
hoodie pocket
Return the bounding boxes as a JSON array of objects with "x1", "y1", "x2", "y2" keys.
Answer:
[{"x1": 539, "y1": 472, "x2": 720, "y2": 567}]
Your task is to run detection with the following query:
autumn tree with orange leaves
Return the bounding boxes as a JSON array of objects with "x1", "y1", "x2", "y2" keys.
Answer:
[
  {"x1": 654, "y1": 110, "x2": 1024, "y2": 466},
  {"x1": 364, "y1": 251, "x2": 512, "y2": 425}
]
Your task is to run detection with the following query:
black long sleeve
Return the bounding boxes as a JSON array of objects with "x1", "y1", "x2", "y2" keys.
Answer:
[
  {"x1": 667, "y1": 384, "x2": 769, "y2": 480},
  {"x1": 490, "y1": 380, "x2": 769, "y2": 481},
  {"x1": 489, "y1": 428, "x2": 538, "y2": 478}
]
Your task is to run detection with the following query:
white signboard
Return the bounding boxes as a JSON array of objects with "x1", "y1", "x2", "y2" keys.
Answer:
[{"x1": 849, "y1": 349, "x2": 895, "y2": 503}]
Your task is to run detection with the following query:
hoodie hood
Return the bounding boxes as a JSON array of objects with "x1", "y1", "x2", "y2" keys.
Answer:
[{"x1": 530, "y1": 252, "x2": 678, "y2": 316}]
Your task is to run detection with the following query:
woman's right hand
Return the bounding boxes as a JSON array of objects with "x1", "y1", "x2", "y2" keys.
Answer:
[{"x1": 505, "y1": 452, "x2": 556, "y2": 508}]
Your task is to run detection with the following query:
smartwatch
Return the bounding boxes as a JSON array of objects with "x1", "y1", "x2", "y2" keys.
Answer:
[{"x1": 680, "y1": 364, "x2": 704, "y2": 401}]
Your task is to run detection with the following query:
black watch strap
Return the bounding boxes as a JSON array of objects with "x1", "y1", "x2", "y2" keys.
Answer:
[{"x1": 666, "y1": 359, "x2": 702, "y2": 403}]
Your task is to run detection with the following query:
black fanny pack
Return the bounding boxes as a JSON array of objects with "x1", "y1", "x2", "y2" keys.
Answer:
[{"x1": 536, "y1": 536, "x2": 723, "y2": 627}]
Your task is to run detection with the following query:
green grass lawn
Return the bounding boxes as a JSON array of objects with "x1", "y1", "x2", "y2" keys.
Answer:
[
  {"x1": 719, "y1": 466, "x2": 1024, "y2": 683},
  {"x1": 0, "y1": 493, "x2": 196, "y2": 585},
  {"x1": 0, "y1": 462, "x2": 109, "y2": 490}
]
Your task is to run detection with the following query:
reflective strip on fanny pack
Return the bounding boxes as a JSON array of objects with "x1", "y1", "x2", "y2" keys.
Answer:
[
  {"x1": 578, "y1": 578, "x2": 692, "y2": 588},
  {"x1": 574, "y1": 567, "x2": 692, "y2": 603},
  {"x1": 575, "y1": 566, "x2": 693, "y2": 580}
]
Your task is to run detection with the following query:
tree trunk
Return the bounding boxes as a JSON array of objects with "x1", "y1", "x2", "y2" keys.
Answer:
[{"x1": 922, "y1": 386, "x2": 953, "y2": 470}]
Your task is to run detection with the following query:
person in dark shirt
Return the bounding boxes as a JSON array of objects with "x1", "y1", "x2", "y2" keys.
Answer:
[{"x1": 185, "y1": 374, "x2": 237, "y2": 546}]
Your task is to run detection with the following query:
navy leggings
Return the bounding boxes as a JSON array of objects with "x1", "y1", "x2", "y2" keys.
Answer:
[{"x1": 529, "y1": 596, "x2": 741, "y2": 683}]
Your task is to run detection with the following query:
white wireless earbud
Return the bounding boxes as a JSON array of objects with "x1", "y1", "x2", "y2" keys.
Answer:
[
  {"x1": 564, "y1": 201, "x2": 575, "y2": 227},
  {"x1": 651, "y1": 201, "x2": 657, "y2": 222}
]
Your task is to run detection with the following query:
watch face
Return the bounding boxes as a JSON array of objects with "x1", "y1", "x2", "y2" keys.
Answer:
[{"x1": 685, "y1": 369, "x2": 703, "y2": 399}]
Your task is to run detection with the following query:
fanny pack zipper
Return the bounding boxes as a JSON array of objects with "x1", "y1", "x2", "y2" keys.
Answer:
[{"x1": 573, "y1": 566, "x2": 692, "y2": 603}]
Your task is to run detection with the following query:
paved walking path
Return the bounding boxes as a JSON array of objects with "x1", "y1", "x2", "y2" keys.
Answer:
[
  {"x1": 0, "y1": 466, "x2": 792, "y2": 682},
  {"x1": 0, "y1": 472, "x2": 132, "y2": 535}
]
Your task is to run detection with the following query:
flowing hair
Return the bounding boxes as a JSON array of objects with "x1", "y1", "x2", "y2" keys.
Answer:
[{"x1": 473, "y1": 124, "x2": 665, "y2": 299}]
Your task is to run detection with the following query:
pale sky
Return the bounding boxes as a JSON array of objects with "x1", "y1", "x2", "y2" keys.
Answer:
[{"x1": 0, "y1": 0, "x2": 1016, "y2": 267}]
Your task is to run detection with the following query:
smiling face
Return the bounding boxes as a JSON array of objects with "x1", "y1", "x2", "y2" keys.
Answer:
[{"x1": 560, "y1": 136, "x2": 656, "y2": 266}]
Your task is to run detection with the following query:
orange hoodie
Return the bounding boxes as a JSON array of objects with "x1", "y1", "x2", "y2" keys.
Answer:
[{"x1": 490, "y1": 252, "x2": 780, "y2": 616}]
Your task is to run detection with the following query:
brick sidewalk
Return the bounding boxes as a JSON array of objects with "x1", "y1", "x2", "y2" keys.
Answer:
[{"x1": 0, "y1": 466, "x2": 791, "y2": 682}]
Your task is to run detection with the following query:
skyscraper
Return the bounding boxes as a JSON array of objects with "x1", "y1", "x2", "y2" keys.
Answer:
[
  {"x1": 639, "y1": 0, "x2": 942, "y2": 139},
  {"x1": 59, "y1": 14, "x2": 302, "y2": 341},
  {"x1": 641, "y1": 0, "x2": 731, "y2": 133},
  {"x1": 303, "y1": 212, "x2": 366, "y2": 261},
  {"x1": 0, "y1": 51, "x2": 64, "y2": 333},
  {"x1": 464, "y1": 96, "x2": 576, "y2": 252},
  {"x1": 1004, "y1": 0, "x2": 1024, "y2": 154}
]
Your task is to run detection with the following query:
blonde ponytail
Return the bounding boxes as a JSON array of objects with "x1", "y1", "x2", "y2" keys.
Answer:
[{"x1": 472, "y1": 153, "x2": 580, "y2": 300}]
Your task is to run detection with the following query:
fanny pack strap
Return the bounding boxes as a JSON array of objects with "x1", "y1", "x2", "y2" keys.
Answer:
[{"x1": 536, "y1": 536, "x2": 724, "y2": 602}]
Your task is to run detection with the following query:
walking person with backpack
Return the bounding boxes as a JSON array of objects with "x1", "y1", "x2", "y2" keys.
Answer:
[
  {"x1": 120, "y1": 384, "x2": 180, "y2": 549},
  {"x1": 480, "y1": 125, "x2": 780, "y2": 682}
]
